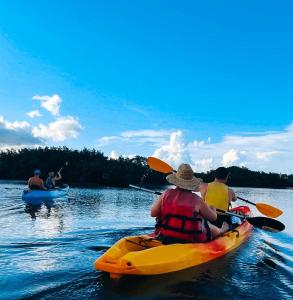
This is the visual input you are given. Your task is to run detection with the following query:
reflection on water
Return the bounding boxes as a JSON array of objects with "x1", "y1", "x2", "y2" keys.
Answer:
[{"x1": 0, "y1": 181, "x2": 292, "y2": 299}]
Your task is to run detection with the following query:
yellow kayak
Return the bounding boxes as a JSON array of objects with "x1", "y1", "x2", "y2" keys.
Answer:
[{"x1": 94, "y1": 206, "x2": 253, "y2": 279}]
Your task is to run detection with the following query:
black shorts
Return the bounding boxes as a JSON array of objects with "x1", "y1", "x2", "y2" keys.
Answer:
[{"x1": 211, "y1": 214, "x2": 232, "y2": 227}]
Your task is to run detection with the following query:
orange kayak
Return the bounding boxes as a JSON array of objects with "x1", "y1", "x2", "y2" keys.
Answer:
[{"x1": 94, "y1": 206, "x2": 253, "y2": 279}]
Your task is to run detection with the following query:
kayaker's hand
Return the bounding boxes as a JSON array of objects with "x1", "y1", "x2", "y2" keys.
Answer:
[
  {"x1": 210, "y1": 205, "x2": 216, "y2": 212},
  {"x1": 229, "y1": 189, "x2": 237, "y2": 202}
]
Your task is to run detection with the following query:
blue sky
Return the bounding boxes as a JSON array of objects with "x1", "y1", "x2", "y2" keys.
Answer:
[{"x1": 0, "y1": 1, "x2": 292, "y2": 173}]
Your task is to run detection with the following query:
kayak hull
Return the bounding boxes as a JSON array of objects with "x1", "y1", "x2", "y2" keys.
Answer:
[
  {"x1": 94, "y1": 206, "x2": 253, "y2": 279},
  {"x1": 22, "y1": 185, "x2": 69, "y2": 201}
]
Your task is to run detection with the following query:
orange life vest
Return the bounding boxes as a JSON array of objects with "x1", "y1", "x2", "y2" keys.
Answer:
[
  {"x1": 159, "y1": 188, "x2": 208, "y2": 242},
  {"x1": 28, "y1": 176, "x2": 44, "y2": 189}
]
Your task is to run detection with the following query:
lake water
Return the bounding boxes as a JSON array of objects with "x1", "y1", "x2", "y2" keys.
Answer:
[{"x1": 0, "y1": 181, "x2": 292, "y2": 299}]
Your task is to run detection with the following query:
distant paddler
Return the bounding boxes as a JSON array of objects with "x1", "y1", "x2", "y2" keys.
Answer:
[
  {"x1": 45, "y1": 170, "x2": 62, "y2": 189},
  {"x1": 28, "y1": 169, "x2": 47, "y2": 190}
]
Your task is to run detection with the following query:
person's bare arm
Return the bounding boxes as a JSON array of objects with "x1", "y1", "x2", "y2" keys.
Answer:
[
  {"x1": 198, "y1": 198, "x2": 217, "y2": 221},
  {"x1": 40, "y1": 179, "x2": 47, "y2": 190},
  {"x1": 55, "y1": 172, "x2": 62, "y2": 181},
  {"x1": 151, "y1": 194, "x2": 163, "y2": 217},
  {"x1": 200, "y1": 183, "x2": 208, "y2": 200},
  {"x1": 228, "y1": 188, "x2": 237, "y2": 202}
]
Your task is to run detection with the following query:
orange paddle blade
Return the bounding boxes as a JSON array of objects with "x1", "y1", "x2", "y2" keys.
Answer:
[
  {"x1": 256, "y1": 203, "x2": 283, "y2": 218},
  {"x1": 147, "y1": 157, "x2": 174, "y2": 174}
]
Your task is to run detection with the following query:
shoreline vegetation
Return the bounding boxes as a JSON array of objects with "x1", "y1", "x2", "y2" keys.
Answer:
[{"x1": 0, "y1": 147, "x2": 292, "y2": 189}]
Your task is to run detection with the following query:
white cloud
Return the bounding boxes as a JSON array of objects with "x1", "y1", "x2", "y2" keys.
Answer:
[
  {"x1": 97, "y1": 129, "x2": 171, "y2": 147},
  {"x1": 222, "y1": 149, "x2": 239, "y2": 167},
  {"x1": 110, "y1": 150, "x2": 120, "y2": 159},
  {"x1": 124, "y1": 104, "x2": 148, "y2": 116},
  {"x1": 109, "y1": 150, "x2": 136, "y2": 160},
  {"x1": 33, "y1": 94, "x2": 62, "y2": 116},
  {"x1": 27, "y1": 110, "x2": 42, "y2": 118},
  {"x1": 97, "y1": 136, "x2": 121, "y2": 147},
  {"x1": 97, "y1": 123, "x2": 293, "y2": 173},
  {"x1": 121, "y1": 130, "x2": 170, "y2": 138},
  {"x1": 193, "y1": 158, "x2": 213, "y2": 173},
  {"x1": 153, "y1": 131, "x2": 190, "y2": 167},
  {"x1": 256, "y1": 151, "x2": 279, "y2": 161},
  {"x1": 0, "y1": 116, "x2": 30, "y2": 130},
  {"x1": 32, "y1": 116, "x2": 83, "y2": 141},
  {"x1": 152, "y1": 123, "x2": 293, "y2": 174},
  {"x1": 0, "y1": 115, "x2": 41, "y2": 147}
]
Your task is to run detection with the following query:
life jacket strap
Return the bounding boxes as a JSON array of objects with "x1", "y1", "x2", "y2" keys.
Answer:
[{"x1": 160, "y1": 214, "x2": 203, "y2": 234}]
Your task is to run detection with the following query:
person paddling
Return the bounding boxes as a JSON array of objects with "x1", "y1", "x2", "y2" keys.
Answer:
[
  {"x1": 28, "y1": 169, "x2": 47, "y2": 190},
  {"x1": 151, "y1": 164, "x2": 229, "y2": 244},
  {"x1": 200, "y1": 167, "x2": 237, "y2": 227},
  {"x1": 45, "y1": 171, "x2": 62, "y2": 189}
]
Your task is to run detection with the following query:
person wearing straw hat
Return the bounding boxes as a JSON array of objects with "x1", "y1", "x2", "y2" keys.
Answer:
[{"x1": 151, "y1": 163, "x2": 229, "y2": 244}]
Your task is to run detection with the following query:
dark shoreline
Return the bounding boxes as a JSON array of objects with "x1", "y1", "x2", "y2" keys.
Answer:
[{"x1": 0, "y1": 147, "x2": 292, "y2": 189}]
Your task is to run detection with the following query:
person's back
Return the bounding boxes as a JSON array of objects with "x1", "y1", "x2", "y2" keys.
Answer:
[
  {"x1": 201, "y1": 167, "x2": 236, "y2": 227},
  {"x1": 159, "y1": 187, "x2": 209, "y2": 243},
  {"x1": 151, "y1": 164, "x2": 229, "y2": 244},
  {"x1": 45, "y1": 176, "x2": 54, "y2": 189},
  {"x1": 28, "y1": 169, "x2": 46, "y2": 190},
  {"x1": 205, "y1": 181, "x2": 229, "y2": 211},
  {"x1": 45, "y1": 171, "x2": 62, "y2": 189}
]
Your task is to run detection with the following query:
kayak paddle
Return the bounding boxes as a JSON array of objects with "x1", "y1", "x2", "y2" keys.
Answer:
[
  {"x1": 129, "y1": 184, "x2": 285, "y2": 232},
  {"x1": 236, "y1": 196, "x2": 282, "y2": 218},
  {"x1": 58, "y1": 161, "x2": 69, "y2": 173},
  {"x1": 147, "y1": 157, "x2": 174, "y2": 174},
  {"x1": 147, "y1": 157, "x2": 283, "y2": 218}
]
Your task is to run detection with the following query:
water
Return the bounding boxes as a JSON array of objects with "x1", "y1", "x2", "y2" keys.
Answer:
[{"x1": 0, "y1": 181, "x2": 292, "y2": 299}]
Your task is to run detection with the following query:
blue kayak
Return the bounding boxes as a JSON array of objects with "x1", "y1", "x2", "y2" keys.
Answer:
[{"x1": 22, "y1": 185, "x2": 69, "y2": 201}]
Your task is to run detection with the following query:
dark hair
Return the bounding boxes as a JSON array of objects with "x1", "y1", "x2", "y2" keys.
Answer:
[{"x1": 214, "y1": 167, "x2": 230, "y2": 180}]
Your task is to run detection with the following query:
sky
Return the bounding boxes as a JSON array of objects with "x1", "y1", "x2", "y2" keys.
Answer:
[{"x1": 0, "y1": 1, "x2": 292, "y2": 173}]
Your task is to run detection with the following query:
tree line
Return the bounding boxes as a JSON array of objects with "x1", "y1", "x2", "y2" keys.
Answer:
[{"x1": 0, "y1": 147, "x2": 292, "y2": 189}]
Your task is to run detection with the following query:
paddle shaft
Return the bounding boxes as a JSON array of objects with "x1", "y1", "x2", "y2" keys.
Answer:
[
  {"x1": 129, "y1": 184, "x2": 285, "y2": 232},
  {"x1": 58, "y1": 161, "x2": 68, "y2": 174},
  {"x1": 129, "y1": 185, "x2": 244, "y2": 219},
  {"x1": 237, "y1": 196, "x2": 256, "y2": 206},
  {"x1": 129, "y1": 185, "x2": 162, "y2": 195},
  {"x1": 147, "y1": 157, "x2": 283, "y2": 218}
]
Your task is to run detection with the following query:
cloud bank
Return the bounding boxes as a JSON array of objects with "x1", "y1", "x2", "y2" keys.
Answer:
[
  {"x1": 0, "y1": 115, "x2": 41, "y2": 148},
  {"x1": 152, "y1": 124, "x2": 293, "y2": 174},
  {"x1": 98, "y1": 123, "x2": 293, "y2": 174},
  {"x1": 32, "y1": 116, "x2": 83, "y2": 142},
  {"x1": 1, "y1": 94, "x2": 83, "y2": 149}
]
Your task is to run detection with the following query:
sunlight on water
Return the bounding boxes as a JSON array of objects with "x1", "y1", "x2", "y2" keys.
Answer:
[{"x1": 0, "y1": 181, "x2": 292, "y2": 299}]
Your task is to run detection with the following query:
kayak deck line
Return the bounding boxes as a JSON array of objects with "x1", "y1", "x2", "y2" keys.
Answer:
[{"x1": 94, "y1": 206, "x2": 253, "y2": 279}]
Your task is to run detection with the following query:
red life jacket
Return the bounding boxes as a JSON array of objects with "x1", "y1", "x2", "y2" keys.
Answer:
[{"x1": 159, "y1": 188, "x2": 208, "y2": 242}]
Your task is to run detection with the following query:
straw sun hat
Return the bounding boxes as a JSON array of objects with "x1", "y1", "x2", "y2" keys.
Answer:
[{"x1": 166, "y1": 163, "x2": 202, "y2": 191}]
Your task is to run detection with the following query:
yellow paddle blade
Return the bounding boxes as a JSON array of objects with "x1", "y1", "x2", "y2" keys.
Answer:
[
  {"x1": 147, "y1": 157, "x2": 174, "y2": 174},
  {"x1": 256, "y1": 203, "x2": 283, "y2": 218}
]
